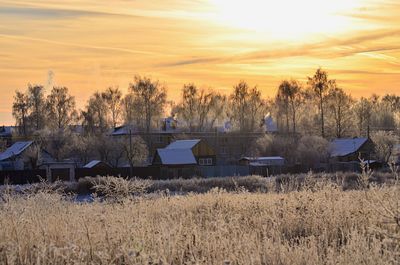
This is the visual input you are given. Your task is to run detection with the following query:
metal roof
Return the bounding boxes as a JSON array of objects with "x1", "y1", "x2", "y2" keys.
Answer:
[
  {"x1": 83, "y1": 160, "x2": 102, "y2": 168},
  {"x1": 156, "y1": 149, "x2": 197, "y2": 165},
  {"x1": 165, "y1": 139, "x2": 201, "y2": 150},
  {"x1": 330, "y1": 138, "x2": 368, "y2": 157},
  {"x1": 0, "y1": 141, "x2": 34, "y2": 161}
]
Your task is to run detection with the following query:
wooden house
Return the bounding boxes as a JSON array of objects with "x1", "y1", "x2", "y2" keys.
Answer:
[
  {"x1": 152, "y1": 139, "x2": 216, "y2": 178},
  {"x1": 330, "y1": 137, "x2": 375, "y2": 162}
]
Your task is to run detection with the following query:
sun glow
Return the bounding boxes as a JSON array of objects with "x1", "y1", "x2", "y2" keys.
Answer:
[{"x1": 210, "y1": 0, "x2": 362, "y2": 40}]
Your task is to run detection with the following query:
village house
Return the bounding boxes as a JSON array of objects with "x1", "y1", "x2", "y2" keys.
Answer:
[
  {"x1": 153, "y1": 139, "x2": 216, "y2": 178},
  {"x1": 329, "y1": 137, "x2": 375, "y2": 162},
  {"x1": 0, "y1": 141, "x2": 54, "y2": 170}
]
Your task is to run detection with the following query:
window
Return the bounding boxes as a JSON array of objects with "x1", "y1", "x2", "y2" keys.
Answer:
[{"x1": 199, "y1": 158, "x2": 213, "y2": 166}]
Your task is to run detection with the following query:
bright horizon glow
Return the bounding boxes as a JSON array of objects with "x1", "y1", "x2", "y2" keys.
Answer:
[{"x1": 211, "y1": 0, "x2": 363, "y2": 39}]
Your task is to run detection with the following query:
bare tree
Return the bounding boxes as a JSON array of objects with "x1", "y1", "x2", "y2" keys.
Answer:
[
  {"x1": 248, "y1": 86, "x2": 265, "y2": 132},
  {"x1": 230, "y1": 81, "x2": 248, "y2": 132},
  {"x1": 276, "y1": 80, "x2": 302, "y2": 134},
  {"x1": 27, "y1": 84, "x2": 47, "y2": 131},
  {"x1": 108, "y1": 137, "x2": 126, "y2": 168},
  {"x1": 208, "y1": 92, "x2": 227, "y2": 130},
  {"x1": 370, "y1": 95, "x2": 396, "y2": 131},
  {"x1": 23, "y1": 144, "x2": 42, "y2": 169},
  {"x1": 12, "y1": 91, "x2": 30, "y2": 136},
  {"x1": 68, "y1": 134, "x2": 93, "y2": 165},
  {"x1": 102, "y1": 86, "x2": 122, "y2": 128},
  {"x1": 355, "y1": 97, "x2": 372, "y2": 137},
  {"x1": 296, "y1": 135, "x2": 329, "y2": 169},
  {"x1": 176, "y1": 86, "x2": 226, "y2": 131},
  {"x1": 255, "y1": 134, "x2": 296, "y2": 163},
  {"x1": 197, "y1": 89, "x2": 213, "y2": 131},
  {"x1": 35, "y1": 129, "x2": 72, "y2": 162},
  {"x1": 129, "y1": 76, "x2": 167, "y2": 133},
  {"x1": 46, "y1": 86, "x2": 77, "y2": 130},
  {"x1": 179, "y1": 83, "x2": 198, "y2": 131},
  {"x1": 123, "y1": 136, "x2": 149, "y2": 168},
  {"x1": 371, "y1": 131, "x2": 398, "y2": 164},
  {"x1": 308, "y1": 68, "x2": 330, "y2": 137},
  {"x1": 229, "y1": 81, "x2": 264, "y2": 132},
  {"x1": 382, "y1": 94, "x2": 400, "y2": 112},
  {"x1": 123, "y1": 93, "x2": 140, "y2": 126},
  {"x1": 326, "y1": 83, "x2": 354, "y2": 138},
  {"x1": 81, "y1": 92, "x2": 109, "y2": 134}
]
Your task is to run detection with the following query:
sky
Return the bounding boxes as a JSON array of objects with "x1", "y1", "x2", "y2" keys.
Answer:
[{"x1": 0, "y1": 0, "x2": 399, "y2": 125}]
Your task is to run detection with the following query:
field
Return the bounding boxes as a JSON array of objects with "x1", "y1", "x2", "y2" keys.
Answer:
[{"x1": 0, "y1": 173, "x2": 399, "y2": 265}]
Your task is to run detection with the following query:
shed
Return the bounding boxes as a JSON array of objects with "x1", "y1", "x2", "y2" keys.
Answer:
[
  {"x1": 239, "y1": 156, "x2": 285, "y2": 176},
  {"x1": 40, "y1": 162, "x2": 76, "y2": 182}
]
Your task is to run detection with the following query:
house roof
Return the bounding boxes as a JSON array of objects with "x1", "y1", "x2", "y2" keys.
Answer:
[
  {"x1": 0, "y1": 141, "x2": 34, "y2": 161},
  {"x1": 330, "y1": 138, "x2": 368, "y2": 157},
  {"x1": 111, "y1": 125, "x2": 138, "y2": 136},
  {"x1": 166, "y1": 139, "x2": 201, "y2": 150},
  {"x1": 241, "y1": 156, "x2": 284, "y2": 161},
  {"x1": 241, "y1": 156, "x2": 285, "y2": 166},
  {"x1": 156, "y1": 149, "x2": 197, "y2": 165},
  {"x1": 83, "y1": 160, "x2": 105, "y2": 168}
]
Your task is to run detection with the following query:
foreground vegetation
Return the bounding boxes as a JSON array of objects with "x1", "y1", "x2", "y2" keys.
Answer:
[{"x1": 0, "y1": 171, "x2": 399, "y2": 264}]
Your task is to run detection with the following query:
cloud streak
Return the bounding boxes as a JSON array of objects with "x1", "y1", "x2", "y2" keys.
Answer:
[
  {"x1": 0, "y1": 34, "x2": 160, "y2": 55},
  {"x1": 0, "y1": 0, "x2": 399, "y2": 125}
]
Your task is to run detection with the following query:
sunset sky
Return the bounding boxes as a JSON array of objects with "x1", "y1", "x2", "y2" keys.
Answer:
[{"x1": 0, "y1": 0, "x2": 399, "y2": 125}]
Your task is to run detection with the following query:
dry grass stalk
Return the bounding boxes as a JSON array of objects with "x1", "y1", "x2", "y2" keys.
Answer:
[{"x1": 0, "y1": 180, "x2": 398, "y2": 264}]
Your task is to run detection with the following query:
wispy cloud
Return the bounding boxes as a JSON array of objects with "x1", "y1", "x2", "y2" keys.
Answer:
[
  {"x1": 157, "y1": 57, "x2": 219, "y2": 67},
  {"x1": 0, "y1": 0, "x2": 399, "y2": 125},
  {"x1": 0, "y1": 34, "x2": 160, "y2": 55},
  {"x1": 0, "y1": 5, "x2": 102, "y2": 19}
]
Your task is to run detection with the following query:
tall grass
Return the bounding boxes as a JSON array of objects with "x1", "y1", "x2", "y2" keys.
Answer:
[
  {"x1": 0, "y1": 174, "x2": 399, "y2": 264},
  {"x1": 67, "y1": 171, "x2": 396, "y2": 196}
]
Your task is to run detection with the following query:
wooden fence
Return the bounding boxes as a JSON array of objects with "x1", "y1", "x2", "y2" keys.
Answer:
[{"x1": 0, "y1": 169, "x2": 46, "y2": 185}]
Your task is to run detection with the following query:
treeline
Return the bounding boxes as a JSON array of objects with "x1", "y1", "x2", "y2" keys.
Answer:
[
  {"x1": 12, "y1": 69, "x2": 400, "y2": 138},
  {"x1": 274, "y1": 69, "x2": 400, "y2": 138},
  {"x1": 6, "y1": 68, "x2": 400, "y2": 167}
]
